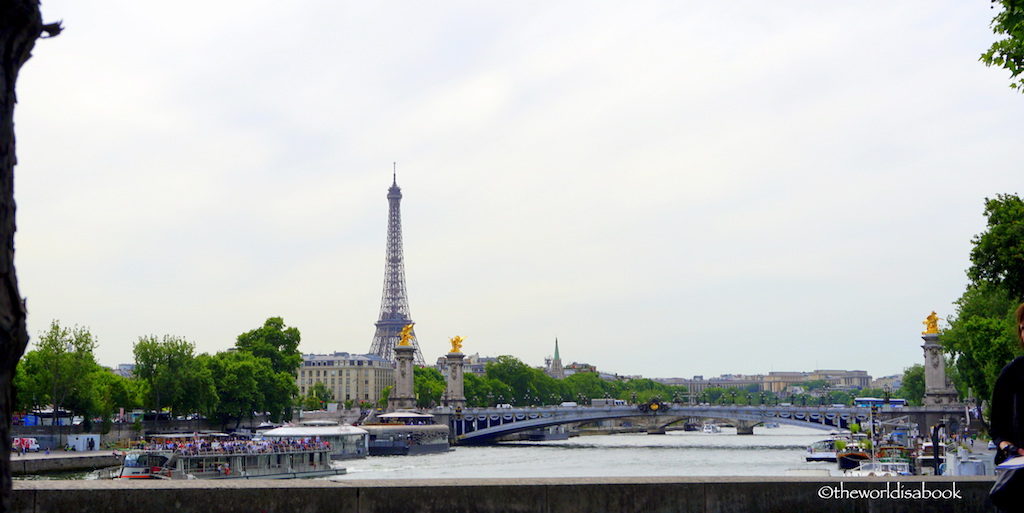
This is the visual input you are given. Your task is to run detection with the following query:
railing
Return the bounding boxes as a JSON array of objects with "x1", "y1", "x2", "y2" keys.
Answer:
[{"x1": 135, "y1": 442, "x2": 332, "y2": 457}]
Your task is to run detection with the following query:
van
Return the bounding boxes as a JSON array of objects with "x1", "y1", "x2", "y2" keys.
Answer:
[
  {"x1": 12, "y1": 438, "x2": 39, "y2": 452},
  {"x1": 496, "y1": 403, "x2": 513, "y2": 409}
]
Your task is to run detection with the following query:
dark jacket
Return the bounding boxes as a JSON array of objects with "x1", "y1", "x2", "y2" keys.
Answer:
[{"x1": 991, "y1": 356, "x2": 1024, "y2": 464}]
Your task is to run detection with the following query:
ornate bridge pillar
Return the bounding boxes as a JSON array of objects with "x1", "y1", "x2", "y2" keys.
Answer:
[
  {"x1": 388, "y1": 343, "x2": 416, "y2": 410},
  {"x1": 443, "y1": 350, "x2": 466, "y2": 409},
  {"x1": 920, "y1": 316, "x2": 958, "y2": 406}
]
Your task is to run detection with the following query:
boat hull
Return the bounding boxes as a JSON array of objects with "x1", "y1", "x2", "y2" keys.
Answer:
[
  {"x1": 369, "y1": 443, "x2": 451, "y2": 456},
  {"x1": 838, "y1": 453, "x2": 870, "y2": 470}
]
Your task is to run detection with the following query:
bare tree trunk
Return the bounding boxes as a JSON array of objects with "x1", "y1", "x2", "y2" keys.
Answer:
[{"x1": 1, "y1": 1, "x2": 58, "y2": 510}]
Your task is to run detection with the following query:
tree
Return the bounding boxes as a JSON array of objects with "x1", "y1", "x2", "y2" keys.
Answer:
[
  {"x1": 982, "y1": 1, "x2": 1024, "y2": 92},
  {"x1": 413, "y1": 367, "x2": 445, "y2": 408},
  {"x1": 1, "y1": 3, "x2": 61, "y2": 503},
  {"x1": 29, "y1": 321, "x2": 101, "y2": 429},
  {"x1": 91, "y1": 369, "x2": 141, "y2": 420},
  {"x1": 967, "y1": 194, "x2": 1024, "y2": 299},
  {"x1": 235, "y1": 317, "x2": 302, "y2": 375},
  {"x1": 304, "y1": 382, "x2": 333, "y2": 410},
  {"x1": 900, "y1": 364, "x2": 925, "y2": 406},
  {"x1": 133, "y1": 335, "x2": 216, "y2": 418},
  {"x1": 943, "y1": 195, "x2": 1024, "y2": 407},
  {"x1": 377, "y1": 386, "x2": 391, "y2": 408}
]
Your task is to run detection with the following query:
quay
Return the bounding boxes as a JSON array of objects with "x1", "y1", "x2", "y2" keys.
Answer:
[
  {"x1": 10, "y1": 451, "x2": 121, "y2": 475},
  {"x1": 12, "y1": 476, "x2": 996, "y2": 513}
]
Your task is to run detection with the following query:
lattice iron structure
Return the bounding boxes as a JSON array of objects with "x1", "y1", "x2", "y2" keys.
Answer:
[{"x1": 368, "y1": 172, "x2": 426, "y2": 365}]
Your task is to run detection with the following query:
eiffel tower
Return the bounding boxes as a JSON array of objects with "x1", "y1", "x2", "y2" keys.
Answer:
[{"x1": 368, "y1": 169, "x2": 426, "y2": 365}]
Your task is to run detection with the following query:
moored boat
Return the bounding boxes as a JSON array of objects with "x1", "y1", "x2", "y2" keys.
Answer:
[
  {"x1": 836, "y1": 436, "x2": 871, "y2": 470},
  {"x1": 361, "y1": 411, "x2": 450, "y2": 456},
  {"x1": 844, "y1": 460, "x2": 912, "y2": 477},
  {"x1": 806, "y1": 438, "x2": 839, "y2": 462}
]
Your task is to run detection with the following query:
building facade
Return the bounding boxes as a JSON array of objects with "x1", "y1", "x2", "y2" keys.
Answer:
[
  {"x1": 762, "y1": 369, "x2": 872, "y2": 394},
  {"x1": 298, "y1": 352, "x2": 395, "y2": 404},
  {"x1": 437, "y1": 353, "x2": 498, "y2": 376}
]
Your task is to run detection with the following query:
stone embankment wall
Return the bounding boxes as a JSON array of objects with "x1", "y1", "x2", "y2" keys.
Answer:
[
  {"x1": 10, "y1": 454, "x2": 121, "y2": 475},
  {"x1": 12, "y1": 476, "x2": 997, "y2": 513}
]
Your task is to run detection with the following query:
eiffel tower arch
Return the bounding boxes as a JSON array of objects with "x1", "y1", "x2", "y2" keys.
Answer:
[{"x1": 368, "y1": 170, "x2": 426, "y2": 365}]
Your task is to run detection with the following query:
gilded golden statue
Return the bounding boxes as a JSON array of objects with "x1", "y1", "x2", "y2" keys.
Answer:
[
  {"x1": 398, "y1": 324, "x2": 414, "y2": 346},
  {"x1": 449, "y1": 335, "x2": 464, "y2": 354},
  {"x1": 921, "y1": 311, "x2": 940, "y2": 335}
]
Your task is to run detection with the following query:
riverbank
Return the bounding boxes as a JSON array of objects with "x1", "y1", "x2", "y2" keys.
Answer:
[{"x1": 12, "y1": 476, "x2": 995, "y2": 513}]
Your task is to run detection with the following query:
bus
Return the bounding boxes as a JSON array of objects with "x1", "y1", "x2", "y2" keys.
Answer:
[{"x1": 853, "y1": 397, "x2": 907, "y2": 408}]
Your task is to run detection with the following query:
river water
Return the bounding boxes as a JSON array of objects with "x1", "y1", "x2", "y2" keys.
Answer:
[
  {"x1": 19, "y1": 425, "x2": 837, "y2": 480},
  {"x1": 329, "y1": 425, "x2": 834, "y2": 480}
]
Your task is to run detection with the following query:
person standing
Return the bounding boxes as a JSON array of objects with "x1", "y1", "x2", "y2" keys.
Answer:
[{"x1": 991, "y1": 303, "x2": 1024, "y2": 464}]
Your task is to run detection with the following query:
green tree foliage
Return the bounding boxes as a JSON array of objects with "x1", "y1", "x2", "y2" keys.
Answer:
[
  {"x1": 967, "y1": 195, "x2": 1024, "y2": 298},
  {"x1": 235, "y1": 317, "x2": 302, "y2": 376},
  {"x1": 982, "y1": 1, "x2": 1024, "y2": 92},
  {"x1": 303, "y1": 382, "x2": 333, "y2": 410},
  {"x1": 463, "y1": 373, "x2": 514, "y2": 407},
  {"x1": 377, "y1": 386, "x2": 391, "y2": 408},
  {"x1": 202, "y1": 350, "x2": 296, "y2": 426},
  {"x1": 19, "y1": 321, "x2": 101, "y2": 420},
  {"x1": 943, "y1": 195, "x2": 1024, "y2": 404},
  {"x1": 463, "y1": 356, "x2": 687, "y2": 406},
  {"x1": 133, "y1": 335, "x2": 216, "y2": 417},
  {"x1": 900, "y1": 364, "x2": 925, "y2": 406},
  {"x1": 413, "y1": 367, "x2": 445, "y2": 408}
]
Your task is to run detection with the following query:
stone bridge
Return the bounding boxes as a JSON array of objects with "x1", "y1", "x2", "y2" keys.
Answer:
[{"x1": 432, "y1": 404, "x2": 966, "y2": 444}]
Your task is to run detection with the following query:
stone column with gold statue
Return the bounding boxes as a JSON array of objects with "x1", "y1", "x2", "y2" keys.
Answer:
[
  {"x1": 388, "y1": 324, "x2": 417, "y2": 410},
  {"x1": 443, "y1": 336, "x2": 467, "y2": 409},
  {"x1": 920, "y1": 311, "x2": 959, "y2": 406}
]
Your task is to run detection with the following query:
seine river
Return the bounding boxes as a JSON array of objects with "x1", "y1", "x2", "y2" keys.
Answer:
[
  {"x1": 329, "y1": 425, "x2": 833, "y2": 480},
  {"x1": 21, "y1": 425, "x2": 835, "y2": 480}
]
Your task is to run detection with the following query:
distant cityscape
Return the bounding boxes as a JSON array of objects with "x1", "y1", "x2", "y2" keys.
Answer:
[{"x1": 113, "y1": 175, "x2": 903, "y2": 407}]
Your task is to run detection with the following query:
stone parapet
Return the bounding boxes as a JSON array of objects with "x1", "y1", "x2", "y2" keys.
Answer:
[{"x1": 12, "y1": 476, "x2": 997, "y2": 513}]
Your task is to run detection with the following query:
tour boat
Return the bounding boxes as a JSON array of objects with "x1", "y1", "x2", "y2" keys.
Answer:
[
  {"x1": 701, "y1": 423, "x2": 721, "y2": 433},
  {"x1": 361, "y1": 411, "x2": 451, "y2": 456},
  {"x1": 261, "y1": 422, "x2": 369, "y2": 460},
  {"x1": 117, "y1": 436, "x2": 345, "y2": 479}
]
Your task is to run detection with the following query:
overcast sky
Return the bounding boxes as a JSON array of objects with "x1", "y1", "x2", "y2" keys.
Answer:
[{"x1": 13, "y1": 1, "x2": 1023, "y2": 380}]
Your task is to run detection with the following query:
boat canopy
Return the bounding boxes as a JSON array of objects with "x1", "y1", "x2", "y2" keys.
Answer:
[
  {"x1": 262, "y1": 425, "x2": 368, "y2": 437},
  {"x1": 377, "y1": 412, "x2": 434, "y2": 419}
]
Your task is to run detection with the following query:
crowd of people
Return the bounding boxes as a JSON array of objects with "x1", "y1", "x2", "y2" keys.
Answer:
[{"x1": 137, "y1": 437, "x2": 330, "y2": 456}]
